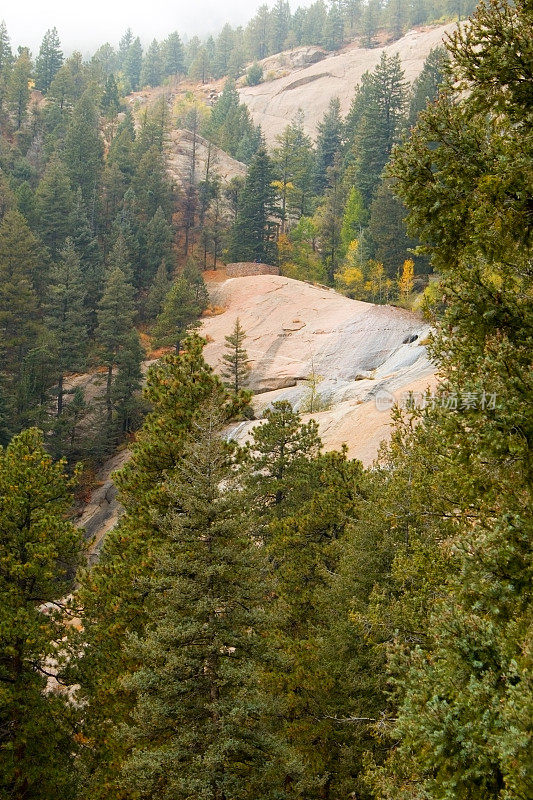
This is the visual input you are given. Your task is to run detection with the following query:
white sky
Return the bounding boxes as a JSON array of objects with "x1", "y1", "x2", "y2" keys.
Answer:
[{"x1": 2, "y1": 0, "x2": 316, "y2": 55}]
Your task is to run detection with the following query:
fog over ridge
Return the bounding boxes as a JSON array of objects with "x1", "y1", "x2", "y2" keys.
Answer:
[{"x1": 3, "y1": 0, "x2": 316, "y2": 54}]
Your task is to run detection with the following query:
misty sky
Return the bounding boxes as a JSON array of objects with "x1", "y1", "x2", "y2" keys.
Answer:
[{"x1": 3, "y1": 0, "x2": 315, "y2": 55}]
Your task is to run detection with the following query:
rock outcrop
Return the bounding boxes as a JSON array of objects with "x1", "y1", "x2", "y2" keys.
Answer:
[
  {"x1": 239, "y1": 23, "x2": 457, "y2": 144},
  {"x1": 167, "y1": 128, "x2": 247, "y2": 188},
  {"x1": 202, "y1": 275, "x2": 437, "y2": 464}
]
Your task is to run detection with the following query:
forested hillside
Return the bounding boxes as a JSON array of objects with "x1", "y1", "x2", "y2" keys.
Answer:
[{"x1": 0, "y1": 1, "x2": 531, "y2": 798}]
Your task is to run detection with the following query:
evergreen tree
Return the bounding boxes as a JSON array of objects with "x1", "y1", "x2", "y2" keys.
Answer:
[
  {"x1": 64, "y1": 89, "x2": 104, "y2": 205},
  {"x1": 123, "y1": 37, "x2": 143, "y2": 92},
  {"x1": 221, "y1": 317, "x2": 251, "y2": 396},
  {"x1": 0, "y1": 206, "x2": 48, "y2": 299},
  {"x1": 8, "y1": 48, "x2": 32, "y2": 129},
  {"x1": 120, "y1": 404, "x2": 286, "y2": 800},
  {"x1": 35, "y1": 156, "x2": 74, "y2": 258},
  {"x1": 145, "y1": 258, "x2": 170, "y2": 320},
  {"x1": 144, "y1": 205, "x2": 174, "y2": 285},
  {"x1": 46, "y1": 238, "x2": 88, "y2": 415},
  {"x1": 0, "y1": 20, "x2": 13, "y2": 114},
  {"x1": 0, "y1": 212, "x2": 42, "y2": 411},
  {"x1": 75, "y1": 338, "x2": 241, "y2": 797},
  {"x1": 272, "y1": 112, "x2": 316, "y2": 229},
  {"x1": 112, "y1": 329, "x2": 144, "y2": 434},
  {"x1": 188, "y1": 46, "x2": 211, "y2": 84},
  {"x1": 0, "y1": 428, "x2": 82, "y2": 800},
  {"x1": 140, "y1": 39, "x2": 162, "y2": 88},
  {"x1": 244, "y1": 400, "x2": 322, "y2": 522},
  {"x1": 351, "y1": 52, "x2": 408, "y2": 206},
  {"x1": 314, "y1": 96, "x2": 343, "y2": 194},
  {"x1": 35, "y1": 27, "x2": 63, "y2": 93},
  {"x1": 101, "y1": 74, "x2": 120, "y2": 118},
  {"x1": 316, "y1": 157, "x2": 346, "y2": 281},
  {"x1": 0, "y1": 20, "x2": 12, "y2": 76},
  {"x1": 162, "y1": 31, "x2": 184, "y2": 78},
  {"x1": 152, "y1": 277, "x2": 203, "y2": 352},
  {"x1": 70, "y1": 189, "x2": 103, "y2": 320},
  {"x1": 367, "y1": 179, "x2": 419, "y2": 277},
  {"x1": 324, "y1": 1, "x2": 345, "y2": 50},
  {"x1": 355, "y1": 2, "x2": 533, "y2": 795},
  {"x1": 271, "y1": 0, "x2": 291, "y2": 52},
  {"x1": 95, "y1": 267, "x2": 136, "y2": 426},
  {"x1": 229, "y1": 147, "x2": 277, "y2": 263},
  {"x1": 408, "y1": 45, "x2": 449, "y2": 125}
]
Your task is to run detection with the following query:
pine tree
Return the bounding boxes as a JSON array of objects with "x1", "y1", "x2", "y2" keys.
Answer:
[
  {"x1": 35, "y1": 156, "x2": 75, "y2": 258},
  {"x1": 272, "y1": 113, "x2": 316, "y2": 230},
  {"x1": 162, "y1": 31, "x2": 184, "y2": 78},
  {"x1": 101, "y1": 74, "x2": 120, "y2": 118},
  {"x1": 112, "y1": 329, "x2": 144, "y2": 434},
  {"x1": 229, "y1": 147, "x2": 277, "y2": 263},
  {"x1": 367, "y1": 179, "x2": 419, "y2": 277},
  {"x1": 120, "y1": 404, "x2": 287, "y2": 800},
  {"x1": 351, "y1": 52, "x2": 408, "y2": 206},
  {"x1": 95, "y1": 267, "x2": 137, "y2": 426},
  {"x1": 315, "y1": 157, "x2": 346, "y2": 282},
  {"x1": 152, "y1": 277, "x2": 202, "y2": 352},
  {"x1": 314, "y1": 96, "x2": 343, "y2": 194},
  {"x1": 123, "y1": 37, "x2": 143, "y2": 92},
  {"x1": 0, "y1": 428, "x2": 82, "y2": 800},
  {"x1": 35, "y1": 27, "x2": 63, "y2": 93},
  {"x1": 0, "y1": 211, "x2": 42, "y2": 402},
  {"x1": 0, "y1": 20, "x2": 12, "y2": 76},
  {"x1": 70, "y1": 189, "x2": 103, "y2": 321},
  {"x1": 64, "y1": 89, "x2": 104, "y2": 204},
  {"x1": 0, "y1": 20, "x2": 13, "y2": 114},
  {"x1": 324, "y1": 1, "x2": 345, "y2": 50},
  {"x1": 408, "y1": 45, "x2": 449, "y2": 126},
  {"x1": 271, "y1": 0, "x2": 291, "y2": 52},
  {"x1": 46, "y1": 239, "x2": 88, "y2": 415},
  {"x1": 188, "y1": 46, "x2": 211, "y2": 84},
  {"x1": 8, "y1": 48, "x2": 32, "y2": 129},
  {"x1": 143, "y1": 205, "x2": 174, "y2": 285},
  {"x1": 221, "y1": 317, "x2": 251, "y2": 396},
  {"x1": 244, "y1": 400, "x2": 322, "y2": 521},
  {"x1": 75, "y1": 339, "x2": 240, "y2": 797},
  {"x1": 140, "y1": 39, "x2": 162, "y2": 88},
  {"x1": 356, "y1": 2, "x2": 533, "y2": 795},
  {"x1": 145, "y1": 259, "x2": 171, "y2": 320}
]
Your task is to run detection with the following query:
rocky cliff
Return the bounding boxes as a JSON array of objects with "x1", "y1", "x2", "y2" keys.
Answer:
[
  {"x1": 203, "y1": 275, "x2": 436, "y2": 464},
  {"x1": 239, "y1": 23, "x2": 457, "y2": 144}
]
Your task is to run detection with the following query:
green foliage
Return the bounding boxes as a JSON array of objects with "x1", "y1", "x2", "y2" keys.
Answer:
[
  {"x1": 314, "y1": 96, "x2": 343, "y2": 194},
  {"x1": 229, "y1": 147, "x2": 277, "y2": 263},
  {"x1": 246, "y1": 61, "x2": 263, "y2": 85},
  {"x1": 7, "y1": 48, "x2": 32, "y2": 129},
  {"x1": 35, "y1": 27, "x2": 63, "y2": 94},
  {"x1": 350, "y1": 53, "x2": 408, "y2": 206},
  {"x1": 243, "y1": 400, "x2": 322, "y2": 522},
  {"x1": 46, "y1": 238, "x2": 88, "y2": 415},
  {"x1": 64, "y1": 89, "x2": 104, "y2": 204},
  {"x1": 221, "y1": 317, "x2": 252, "y2": 397},
  {"x1": 120, "y1": 404, "x2": 287, "y2": 799},
  {"x1": 0, "y1": 429, "x2": 82, "y2": 799},
  {"x1": 152, "y1": 274, "x2": 205, "y2": 351}
]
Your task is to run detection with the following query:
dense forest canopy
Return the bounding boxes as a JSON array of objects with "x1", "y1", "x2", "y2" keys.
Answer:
[{"x1": 0, "y1": 1, "x2": 531, "y2": 799}]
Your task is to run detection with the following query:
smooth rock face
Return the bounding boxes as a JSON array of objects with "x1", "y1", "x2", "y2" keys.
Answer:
[
  {"x1": 239, "y1": 23, "x2": 457, "y2": 145},
  {"x1": 167, "y1": 128, "x2": 247, "y2": 187},
  {"x1": 202, "y1": 275, "x2": 436, "y2": 464}
]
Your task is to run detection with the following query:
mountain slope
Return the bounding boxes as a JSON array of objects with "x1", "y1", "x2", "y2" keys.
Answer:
[
  {"x1": 239, "y1": 23, "x2": 457, "y2": 144},
  {"x1": 203, "y1": 275, "x2": 436, "y2": 464}
]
